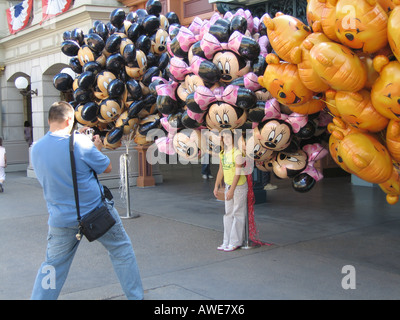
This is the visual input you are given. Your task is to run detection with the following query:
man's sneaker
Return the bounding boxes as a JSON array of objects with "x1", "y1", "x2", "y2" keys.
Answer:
[
  {"x1": 264, "y1": 183, "x2": 278, "y2": 191},
  {"x1": 202, "y1": 174, "x2": 208, "y2": 179},
  {"x1": 207, "y1": 175, "x2": 214, "y2": 179}
]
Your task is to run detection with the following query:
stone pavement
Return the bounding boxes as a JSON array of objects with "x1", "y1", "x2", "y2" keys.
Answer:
[{"x1": 1, "y1": 163, "x2": 400, "y2": 300}]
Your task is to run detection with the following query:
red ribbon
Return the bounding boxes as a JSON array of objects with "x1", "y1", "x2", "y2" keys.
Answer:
[{"x1": 246, "y1": 174, "x2": 272, "y2": 246}]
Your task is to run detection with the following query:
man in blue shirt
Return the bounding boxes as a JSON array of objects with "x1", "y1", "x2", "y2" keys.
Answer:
[{"x1": 30, "y1": 101, "x2": 143, "y2": 300}]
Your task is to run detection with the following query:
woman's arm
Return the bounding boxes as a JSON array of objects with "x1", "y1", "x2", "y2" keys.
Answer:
[
  {"x1": 213, "y1": 158, "x2": 224, "y2": 198},
  {"x1": 225, "y1": 154, "x2": 245, "y2": 200},
  {"x1": 226, "y1": 160, "x2": 243, "y2": 200}
]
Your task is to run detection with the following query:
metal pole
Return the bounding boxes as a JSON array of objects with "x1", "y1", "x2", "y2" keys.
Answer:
[
  {"x1": 124, "y1": 153, "x2": 131, "y2": 218},
  {"x1": 121, "y1": 153, "x2": 139, "y2": 219},
  {"x1": 241, "y1": 201, "x2": 259, "y2": 250}
]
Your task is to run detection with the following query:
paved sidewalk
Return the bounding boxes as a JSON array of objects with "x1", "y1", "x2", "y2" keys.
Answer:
[{"x1": 1, "y1": 163, "x2": 400, "y2": 300}]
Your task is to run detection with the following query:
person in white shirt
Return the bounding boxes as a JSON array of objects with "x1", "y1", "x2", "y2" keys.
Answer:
[{"x1": 0, "y1": 137, "x2": 7, "y2": 193}]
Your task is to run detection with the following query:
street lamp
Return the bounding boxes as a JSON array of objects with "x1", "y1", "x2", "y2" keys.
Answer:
[{"x1": 15, "y1": 76, "x2": 38, "y2": 96}]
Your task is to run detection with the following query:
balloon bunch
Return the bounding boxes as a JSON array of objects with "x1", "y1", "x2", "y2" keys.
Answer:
[
  {"x1": 257, "y1": 0, "x2": 400, "y2": 203},
  {"x1": 53, "y1": 0, "x2": 179, "y2": 148},
  {"x1": 152, "y1": 7, "x2": 330, "y2": 192}
]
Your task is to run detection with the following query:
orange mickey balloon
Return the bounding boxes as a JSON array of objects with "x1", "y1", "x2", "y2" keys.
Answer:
[
  {"x1": 298, "y1": 32, "x2": 331, "y2": 92},
  {"x1": 330, "y1": 89, "x2": 389, "y2": 132},
  {"x1": 309, "y1": 41, "x2": 367, "y2": 92},
  {"x1": 388, "y1": 4, "x2": 400, "y2": 62},
  {"x1": 288, "y1": 98, "x2": 326, "y2": 115},
  {"x1": 263, "y1": 12, "x2": 311, "y2": 64},
  {"x1": 324, "y1": 89, "x2": 341, "y2": 117},
  {"x1": 379, "y1": 166, "x2": 400, "y2": 205},
  {"x1": 335, "y1": 0, "x2": 388, "y2": 54},
  {"x1": 337, "y1": 132, "x2": 393, "y2": 184},
  {"x1": 320, "y1": 0, "x2": 341, "y2": 42},
  {"x1": 328, "y1": 117, "x2": 360, "y2": 172},
  {"x1": 371, "y1": 55, "x2": 400, "y2": 120},
  {"x1": 306, "y1": 0, "x2": 326, "y2": 30},
  {"x1": 258, "y1": 53, "x2": 314, "y2": 107},
  {"x1": 386, "y1": 119, "x2": 400, "y2": 162},
  {"x1": 378, "y1": 0, "x2": 397, "y2": 14}
]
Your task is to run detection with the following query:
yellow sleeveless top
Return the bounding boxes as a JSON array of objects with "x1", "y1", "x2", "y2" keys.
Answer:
[{"x1": 220, "y1": 147, "x2": 246, "y2": 186}]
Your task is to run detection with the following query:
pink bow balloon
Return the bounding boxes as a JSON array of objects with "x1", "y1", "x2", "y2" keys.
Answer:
[
  {"x1": 169, "y1": 56, "x2": 206, "y2": 81},
  {"x1": 200, "y1": 31, "x2": 244, "y2": 60},
  {"x1": 280, "y1": 113, "x2": 308, "y2": 134},
  {"x1": 301, "y1": 143, "x2": 329, "y2": 181},
  {"x1": 243, "y1": 72, "x2": 262, "y2": 91},
  {"x1": 194, "y1": 85, "x2": 240, "y2": 111}
]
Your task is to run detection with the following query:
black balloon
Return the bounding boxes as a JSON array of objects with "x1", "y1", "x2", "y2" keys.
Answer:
[
  {"x1": 146, "y1": 0, "x2": 162, "y2": 16},
  {"x1": 70, "y1": 28, "x2": 85, "y2": 46},
  {"x1": 61, "y1": 39, "x2": 80, "y2": 57},
  {"x1": 122, "y1": 43, "x2": 137, "y2": 67},
  {"x1": 78, "y1": 71, "x2": 96, "y2": 90},
  {"x1": 83, "y1": 61, "x2": 102, "y2": 75},
  {"x1": 126, "y1": 79, "x2": 143, "y2": 100},
  {"x1": 127, "y1": 23, "x2": 142, "y2": 42},
  {"x1": 69, "y1": 57, "x2": 83, "y2": 74},
  {"x1": 135, "y1": 35, "x2": 152, "y2": 55},
  {"x1": 238, "y1": 36, "x2": 261, "y2": 61},
  {"x1": 166, "y1": 12, "x2": 180, "y2": 26},
  {"x1": 248, "y1": 101, "x2": 268, "y2": 123},
  {"x1": 106, "y1": 53, "x2": 125, "y2": 75},
  {"x1": 142, "y1": 15, "x2": 160, "y2": 36},
  {"x1": 53, "y1": 73, "x2": 74, "y2": 92},
  {"x1": 197, "y1": 60, "x2": 222, "y2": 86},
  {"x1": 185, "y1": 93, "x2": 203, "y2": 114},
  {"x1": 292, "y1": 173, "x2": 316, "y2": 193},
  {"x1": 81, "y1": 102, "x2": 99, "y2": 121},
  {"x1": 105, "y1": 34, "x2": 122, "y2": 54},
  {"x1": 86, "y1": 33, "x2": 105, "y2": 53},
  {"x1": 139, "y1": 117, "x2": 160, "y2": 135},
  {"x1": 74, "y1": 88, "x2": 92, "y2": 104},
  {"x1": 128, "y1": 100, "x2": 146, "y2": 118},
  {"x1": 141, "y1": 66, "x2": 161, "y2": 87},
  {"x1": 230, "y1": 15, "x2": 247, "y2": 34},
  {"x1": 94, "y1": 21, "x2": 109, "y2": 40},
  {"x1": 107, "y1": 79, "x2": 125, "y2": 98},
  {"x1": 110, "y1": 8, "x2": 126, "y2": 29},
  {"x1": 181, "y1": 110, "x2": 202, "y2": 129},
  {"x1": 235, "y1": 87, "x2": 257, "y2": 109},
  {"x1": 106, "y1": 126, "x2": 124, "y2": 144}
]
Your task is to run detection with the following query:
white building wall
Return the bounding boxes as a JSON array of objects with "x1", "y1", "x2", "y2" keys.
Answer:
[{"x1": 0, "y1": 0, "x2": 162, "y2": 184}]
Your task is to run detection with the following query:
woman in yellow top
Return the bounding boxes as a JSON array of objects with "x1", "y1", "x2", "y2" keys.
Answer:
[{"x1": 213, "y1": 130, "x2": 248, "y2": 252}]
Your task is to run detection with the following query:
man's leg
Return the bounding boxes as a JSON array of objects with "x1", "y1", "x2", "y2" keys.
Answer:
[
  {"x1": 31, "y1": 226, "x2": 80, "y2": 300},
  {"x1": 98, "y1": 201, "x2": 143, "y2": 300}
]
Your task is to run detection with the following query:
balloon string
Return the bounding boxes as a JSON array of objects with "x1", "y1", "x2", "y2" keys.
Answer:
[{"x1": 246, "y1": 174, "x2": 272, "y2": 246}]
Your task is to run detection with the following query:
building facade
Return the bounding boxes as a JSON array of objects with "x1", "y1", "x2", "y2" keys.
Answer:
[{"x1": 0, "y1": 0, "x2": 307, "y2": 181}]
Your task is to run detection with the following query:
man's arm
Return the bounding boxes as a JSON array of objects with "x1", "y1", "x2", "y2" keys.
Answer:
[
  {"x1": 93, "y1": 134, "x2": 112, "y2": 174},
  {"x1": 103, "y1": 161, "x2": 112, "y2": 174}
]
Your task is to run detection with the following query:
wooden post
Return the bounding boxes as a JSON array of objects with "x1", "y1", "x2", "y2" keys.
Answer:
[{"x1": 135, "y1": 145, "x2": 155, "y2": 187}]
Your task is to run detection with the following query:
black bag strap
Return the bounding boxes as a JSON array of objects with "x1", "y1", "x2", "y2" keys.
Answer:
[
  {"x1": 69, "y1": 131, "x2": 106, "y2": 223},
  {"x1": 69, "y1": 131, "x2": 81, "y2": 222}
]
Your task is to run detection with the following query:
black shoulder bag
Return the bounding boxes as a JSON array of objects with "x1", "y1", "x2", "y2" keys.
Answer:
[{"x1": 69, "y1": 132, "x2": 116, "y2": 242}]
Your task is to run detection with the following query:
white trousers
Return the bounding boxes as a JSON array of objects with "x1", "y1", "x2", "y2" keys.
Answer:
[
  {"x1": 223, "y1": 182, "x2": 248, "y2": 247},
  {"x1": 0, "y1": 167, "x2": 5, "y2": 182}
]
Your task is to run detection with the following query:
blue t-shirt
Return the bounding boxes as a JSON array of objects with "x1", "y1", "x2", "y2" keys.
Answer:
[{"x1": 31, "y1": 131, "x2": 110, "y2": 227}]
